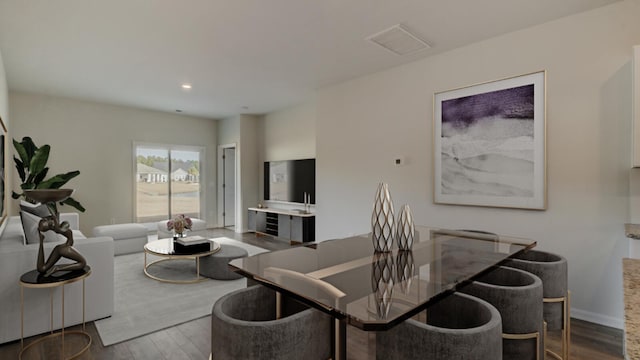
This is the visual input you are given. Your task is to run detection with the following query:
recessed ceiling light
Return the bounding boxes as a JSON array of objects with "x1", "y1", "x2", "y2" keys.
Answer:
[{"x1": 181, "y1": 84, "x2": 192, "y2": 90}]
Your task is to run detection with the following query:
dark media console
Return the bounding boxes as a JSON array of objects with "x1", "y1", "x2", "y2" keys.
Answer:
[{"x1": 247, "y1": 207, "x2": 315, "y2": 243}]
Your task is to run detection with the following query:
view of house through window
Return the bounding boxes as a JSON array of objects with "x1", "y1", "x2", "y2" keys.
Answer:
[{"x1": 135, "y1": 144, "x2": 203, "y2": 223}]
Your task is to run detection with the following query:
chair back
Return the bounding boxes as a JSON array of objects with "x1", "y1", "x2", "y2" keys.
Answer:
[
  {"x1": 211, "y1": 285, "x2": 332, "y2": 360},
  {"x1": 460, "y1": 266, "x2": 544, "y2": 360},
  {"x1": 505, "y1": 249, "x2": 568, "y2": 330},
  {"x1": 376, "y1": 292, "x2": 503, "y2": 360}
]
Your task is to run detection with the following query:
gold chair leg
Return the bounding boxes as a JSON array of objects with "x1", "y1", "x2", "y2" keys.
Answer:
[
  {"x1": 544, "y1": 320, "x2": 548, "y2": 355},
  {"x1": 275, "y1": 292, "x2": 282, "y2": 319},
  {"x1": 503, "y1": 331, "x2": 540, "y2": 360},
  {"x1": 544, "y1": 292, "x2": 571, "y2": 360},
  {"x1": 566, "y1": 291, "x2": 571, "y2": 360}
]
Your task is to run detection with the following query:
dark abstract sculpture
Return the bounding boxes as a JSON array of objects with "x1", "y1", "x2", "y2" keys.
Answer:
[{"x1": 25, "y1": 189, "x2": 87, "y2": 277}]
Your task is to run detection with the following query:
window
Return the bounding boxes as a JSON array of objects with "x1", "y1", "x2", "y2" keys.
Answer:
[{"x1": 135, "y1": 144, "x2": 204, "y2": 223}]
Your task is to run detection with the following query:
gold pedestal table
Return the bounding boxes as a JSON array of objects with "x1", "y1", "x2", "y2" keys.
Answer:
[{"x1": 19, "y1": 267, "x2": 92, "y2": 360}]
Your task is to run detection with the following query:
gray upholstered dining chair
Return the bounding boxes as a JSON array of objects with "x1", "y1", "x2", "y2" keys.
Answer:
[
  {"x1": 504, "y1": 250, "x2": 570, "y2": 360},
  {"x1": 211, "y1": 284, "x2": 332, "y2": 360},
  {"x1": 376, "y1": 292, "x2": 503, "y2": 360},
  {"x1": 460, "y1": 265, "x2": 544, "y2": 360}
]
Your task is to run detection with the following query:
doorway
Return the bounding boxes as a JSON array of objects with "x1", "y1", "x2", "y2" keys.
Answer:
[{"x1": 221, "y1": 145, "x2": 236, "y2": 229}]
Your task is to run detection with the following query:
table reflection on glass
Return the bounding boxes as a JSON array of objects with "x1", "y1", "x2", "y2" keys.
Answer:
[{"x1": 229, "y1": 226, "x2": 536, "y2": 360}]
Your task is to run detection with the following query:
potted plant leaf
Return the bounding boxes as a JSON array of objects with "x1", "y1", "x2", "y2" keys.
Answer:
[{"x1": 12, "y1": 136, "x2": 85, "y2": 213}]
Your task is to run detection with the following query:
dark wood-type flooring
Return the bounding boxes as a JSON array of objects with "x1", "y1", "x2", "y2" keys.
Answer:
[{"x1": 0, "y1": 228, "x2": 625, "y2": 359}]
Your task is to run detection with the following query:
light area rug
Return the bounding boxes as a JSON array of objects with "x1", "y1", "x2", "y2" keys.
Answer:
[{"x1": 95, "y1": 237, "x2": 268, "y2": 346}]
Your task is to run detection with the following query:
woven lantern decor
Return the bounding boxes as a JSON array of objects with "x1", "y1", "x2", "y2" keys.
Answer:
[
  {"x1": 396, "y1": 204, "x2": 415, "y2": 250},
  {"x1": 371, "y1": 183, "x2": 395, "y2": 252}
]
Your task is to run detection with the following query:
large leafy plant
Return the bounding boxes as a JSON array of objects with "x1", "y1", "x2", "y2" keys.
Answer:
[{"x1": 12, "y1": 137, "x2": 85, "y2": 212}]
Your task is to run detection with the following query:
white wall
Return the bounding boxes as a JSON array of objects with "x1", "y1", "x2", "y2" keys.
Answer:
[
  {"x1": 217, "y1": 115, "x2": 260, "y2": 232},
  {"x1": 259, "y1": 100, "x2": 317, "y2": 209},
  {"x1": 9, "y1": 92, "x2": 218, "y2": 235},
  {"x1": 261, "y1": 100, "x2": 316, "y2": 161},
  {"x1": 240, "y1": 115, "x2": 259, "y2": 231},
  {"x1": 218, "y1": 116, "x2": 240, "y2": 146},
  {"x1": 0, "y1": 50, "x2": 7, "y2": 123},
  {"x1": 315, "y1": 1, "x2": 640, "y2": 328},
  {"x1": 216, "y1": 117, "x2": 239, "y2": 227}
]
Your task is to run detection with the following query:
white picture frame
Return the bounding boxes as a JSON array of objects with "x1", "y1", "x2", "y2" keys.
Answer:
[{"x1": 433, "y1": 71, "x2": 546, "y2": 210}]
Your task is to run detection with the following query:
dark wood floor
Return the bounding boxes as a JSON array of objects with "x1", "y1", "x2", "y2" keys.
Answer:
[{"x1": 0, "y1": 228, "x2": 625, "y2": 359}]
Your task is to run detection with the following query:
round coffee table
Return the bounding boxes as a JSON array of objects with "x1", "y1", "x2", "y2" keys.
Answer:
[{"x1": 144, "y1": 238, "x2": 221, "y2": 284}]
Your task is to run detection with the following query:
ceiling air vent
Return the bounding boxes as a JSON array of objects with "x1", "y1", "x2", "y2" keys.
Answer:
[{"x1": 367, "y1": 24, "x2": 430, "y2": 56}]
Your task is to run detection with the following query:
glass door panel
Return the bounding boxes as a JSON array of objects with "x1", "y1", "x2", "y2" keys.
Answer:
[
  {"x1": 170, "y1": 149, "x2": 201, "y2": 219},
  {"x1": 136, "y1": 147, "x2": 169, "y2": 223}
]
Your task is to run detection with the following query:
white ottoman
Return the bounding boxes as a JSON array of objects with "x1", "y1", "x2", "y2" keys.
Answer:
[
  {"x1": 157, "y1": 218, "x2": 207, "y2": 239},
  {"x1": 93, "y1": 223, "x2": 148, "y2": 255}
]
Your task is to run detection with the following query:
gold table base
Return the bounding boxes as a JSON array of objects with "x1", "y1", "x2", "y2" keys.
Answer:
[
  {"x1": 143, "y1": 239, "x2": 221, "y2": 284},
  {"x1": 144, "y1": 256, "x2": 211, "y2": 284},
  {"x1": 20, "y1": 269, "x2": 91, "y2": 360},
  {"x1": 20, "y1": 330, "x2": 91, "y2": 359}
]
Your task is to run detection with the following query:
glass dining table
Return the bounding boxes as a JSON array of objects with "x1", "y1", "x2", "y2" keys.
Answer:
[{"x1": 229, "y1": 226, "x2": 536, "y2": 360}]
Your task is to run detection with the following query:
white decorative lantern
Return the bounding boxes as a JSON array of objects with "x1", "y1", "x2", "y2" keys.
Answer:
[
  {"x1": 371, "y1": 183, "x2": 395, "y2": 252},
  {"x1": 396, "y1": 204, "x2": 415, "y2": 250}
]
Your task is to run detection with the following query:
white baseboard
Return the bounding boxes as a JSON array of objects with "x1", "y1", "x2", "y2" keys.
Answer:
[{"x1": 571, "y1": 307, "x2": 624, "y2": 329}]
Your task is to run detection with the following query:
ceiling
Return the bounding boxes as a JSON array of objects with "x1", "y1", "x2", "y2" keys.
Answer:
[{"x1": 0, "y1": 0, "x2": 621, "y2": 119}]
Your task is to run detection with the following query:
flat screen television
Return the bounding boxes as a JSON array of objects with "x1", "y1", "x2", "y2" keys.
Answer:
[{"x1": 264, "y1": 158, "x2": 315, "y2": 204}]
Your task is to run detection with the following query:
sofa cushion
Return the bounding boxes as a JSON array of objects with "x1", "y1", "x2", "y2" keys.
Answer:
[
  {"x1": 20, "y1": 202, "x2": 53, "y2": 244},
  {"x1": 19, "y1": 202, "x2": 50, "y2": 218},
  {"x1": 20, "y1": 211, "x2": 86, "y2": 245},
  {"x1": 20, "y1": 211, "x2": 60, "y2": 245},
  {"x1": 93, "y1": 223, "x2": 148, "y2": 240},
  {"x1": 18, "y1": 203, "x2": 85, "y2": 245},
  {"x1": 0, "y1": 215, "x2": 86, "y2": 249}
]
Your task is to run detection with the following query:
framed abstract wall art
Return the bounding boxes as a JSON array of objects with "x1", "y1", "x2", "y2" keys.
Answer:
[{"x1": 433, "y1": 71, "x2": 546, "y2": 210}]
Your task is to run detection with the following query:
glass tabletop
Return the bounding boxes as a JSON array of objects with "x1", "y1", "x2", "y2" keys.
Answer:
[
  {"x1": 229, "y1": 226, "x2": 536, "y2": 330},
  {"x1": 144, "y1": 238, "x2": 220, "y2": 256},
  {"x1": 20, "y1": 266, "x2": 92, "y2": 287}
]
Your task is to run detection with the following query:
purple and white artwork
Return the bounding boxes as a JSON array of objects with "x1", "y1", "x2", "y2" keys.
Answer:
[{"x1": 434, "y1": 71, "x2": 546, "y2": 209}]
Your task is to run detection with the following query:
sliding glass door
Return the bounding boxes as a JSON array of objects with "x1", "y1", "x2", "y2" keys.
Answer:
[
  {"x1": 135, "y1": 144, "x2": 203, "y2": 223},
  {"x1": 170, "y1": 149, "x2": 201, "y2": 219}
]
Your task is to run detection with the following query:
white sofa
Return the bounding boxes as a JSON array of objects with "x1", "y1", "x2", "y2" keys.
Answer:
[
  {"x1": 93, "y1": 223, "x2": 148, "y2": 255},
  {"x1": 0, "y1": 214, "x2": 115, "y2": 344}
]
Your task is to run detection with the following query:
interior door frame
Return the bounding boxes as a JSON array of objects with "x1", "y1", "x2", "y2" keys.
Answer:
[{"x1": 217, "y1": 143, "x2": 238, "y2": 228}]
